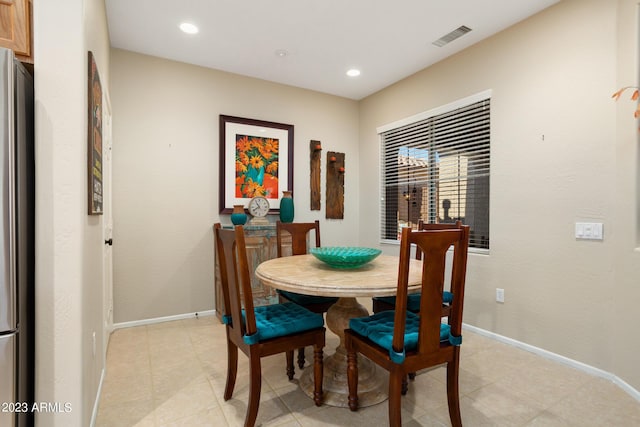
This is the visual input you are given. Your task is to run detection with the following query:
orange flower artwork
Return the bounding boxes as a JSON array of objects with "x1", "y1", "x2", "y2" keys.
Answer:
[{"x1": 235, "y1": 134, "x2": 280, "y2": 198}]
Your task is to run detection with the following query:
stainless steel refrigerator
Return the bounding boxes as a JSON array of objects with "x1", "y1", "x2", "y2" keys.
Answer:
[{"x1": 0, "y1": 47, "x2": 35, "y2": 427}]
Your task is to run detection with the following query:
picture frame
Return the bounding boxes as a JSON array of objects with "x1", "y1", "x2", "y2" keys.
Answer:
[
  {"x1": 87, "y1": 51, "x2": 103, "y2": 215},
  {"x1": 219, "y1": 115, "x2": 294, "y2": 214}
]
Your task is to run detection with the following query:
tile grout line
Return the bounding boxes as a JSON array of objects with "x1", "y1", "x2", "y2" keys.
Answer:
[{"x1": 140, "y1": 324, "x2": 160, "y2": 427}]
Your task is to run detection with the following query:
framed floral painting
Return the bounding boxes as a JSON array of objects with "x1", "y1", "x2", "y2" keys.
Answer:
[{"x1": 219, "y1": 115, "x2": 294, "y2": 214}]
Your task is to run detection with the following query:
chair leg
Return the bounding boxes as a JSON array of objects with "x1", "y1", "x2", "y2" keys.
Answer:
[
  {"x1": 312, "y1": 344, "x2": 324, "y2": 406},
  {"x1": 346, "y1": 347, "x2": 358, "y2": 411},
  {"x1": 285, "y1": 350, "x2": 294, "y2": 380},
  {"x1": 408, "y1": 372, "x2": 416, "y2": 381},
  {"x1": 401, "y1": 374, "x2": 408, "y2": 395},
  {"x1": 446, "y1": 350, "x2": 462, "y2": 427},
  {"x1": 372, "y1": 299, "x2": 380, "y2": 313},
  {"x1": 224, "y1": 339, "x2": 238, "y2": 401},
  {"x1": 245, "y1": 354, "x2": 262, "y2": 427},
  {"x1": 297, "y1": 346, "x2": 306, "y2": 369},
  {"x1": 388, "y1": 371, "x2": 403, "y2": 427}
]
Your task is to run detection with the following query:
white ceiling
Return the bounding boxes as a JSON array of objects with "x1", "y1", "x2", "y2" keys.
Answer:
[{"x1": 105, "y1": 0, "x2": 560, "y2": 100}]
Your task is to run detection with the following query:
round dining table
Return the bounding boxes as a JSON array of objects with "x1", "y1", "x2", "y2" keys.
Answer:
[{"x1": 255, "y1": 253, "x2": 423, "y2": 407}]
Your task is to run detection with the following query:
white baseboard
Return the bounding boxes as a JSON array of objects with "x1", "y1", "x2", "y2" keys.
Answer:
[
  {"x1": 89, "y1": 368, "x2": 106, "y2": 427},
  {"x1": 613, "y1": 375, "x2": 640, "y2": 403},
  {"x1": 462, "y1": 323, "x2": 640, "y2": 403},
  {"x1": 113, "y1": 310, "x2": 217, "y2": 330}
]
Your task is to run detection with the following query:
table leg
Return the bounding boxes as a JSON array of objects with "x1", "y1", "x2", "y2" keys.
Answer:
[{"x1": 299, "y1": 297, "x2": 388, "y2": 407}]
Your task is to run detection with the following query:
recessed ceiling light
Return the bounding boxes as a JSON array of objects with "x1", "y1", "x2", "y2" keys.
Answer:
[
  {"x1": 179, "y1": 22, "x2": 199, "y2": 34},
  {"x1": 275, "y1": 49, "x2": 289, "y2": 58},
  {"x1": 346, "y1": 69, "x2": 361, "y2": 77}
]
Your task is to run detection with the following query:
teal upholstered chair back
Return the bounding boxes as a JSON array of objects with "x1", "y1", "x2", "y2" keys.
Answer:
[
  {"x1": 391, "y1": 224, "x2": 470, "y2": 358},
  {"x1": 214, "y1": 224, "x2": 257, "y2": 343}
]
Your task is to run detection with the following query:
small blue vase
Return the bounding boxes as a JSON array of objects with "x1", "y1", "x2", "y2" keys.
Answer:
[
  {"x1": 279, "y1": 191, "x2": 294, "y2": 223},
  {"x1": 231, "y1": 205, "x2": 247, "y2": 225}
]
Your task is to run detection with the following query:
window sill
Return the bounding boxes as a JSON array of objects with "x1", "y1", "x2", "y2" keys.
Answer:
[{"x1": 381, "y1": 239, "x2": 489, "y2": 255}]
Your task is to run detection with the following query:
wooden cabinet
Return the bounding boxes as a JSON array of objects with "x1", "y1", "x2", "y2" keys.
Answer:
[
  {"x1": 0, "y1": 0, "x2": 32, "y2": 63},
  {"x1": 214, "y1": 225, "x2": 291, "y2": 322}
]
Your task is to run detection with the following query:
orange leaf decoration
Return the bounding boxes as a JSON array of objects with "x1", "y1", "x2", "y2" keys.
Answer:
[
  {"x1": 613, "y1": 86, "x2": 640, "y2": 128},
  {"x1": 612, "y1": 88, "x2": 624, "y2": 100},
  {"x1": 612, "y1": 86, "x2": 640, "y2": 100}
]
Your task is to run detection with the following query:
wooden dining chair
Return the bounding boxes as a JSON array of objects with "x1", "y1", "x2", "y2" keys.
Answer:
[
  {"x1": 214, "y1": 224, "x2": 326, "y2": 427},
  {"x1": 371, "y1": 220, "x2": 462, "y2": 316},
  {"x1": 345, "y1": 223, "x2": 470, "y2": 427},
  {"x1": 371, "y1": 221, "x2": 462, "y2": 386},
  {"x1": 275, "y1": 220, "x2": 338, "y2": 369}
]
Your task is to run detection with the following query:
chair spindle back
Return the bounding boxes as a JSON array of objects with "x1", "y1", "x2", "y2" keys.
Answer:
[
  {"x1": 214, "y1": 224, "x2": 258, "y2": 341},
  {"x1": 392, "y1": 224, "x2": 470, "y2": 356},
  {"x1": 276, "y1": 220, "x2": 321, "y2": 257}
]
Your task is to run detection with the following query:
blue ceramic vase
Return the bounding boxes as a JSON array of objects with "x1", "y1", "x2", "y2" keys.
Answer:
[
  {"x1": 279, "y1": 191, "x2": 294, "y2": 223},
  {"x1": 230, "y1": 205, "x2": 247, "y2": 225}
]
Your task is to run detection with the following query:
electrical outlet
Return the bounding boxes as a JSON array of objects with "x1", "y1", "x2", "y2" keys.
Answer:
[{"x1": 496, "y1": 288, "x2": 505, "y2": 303}]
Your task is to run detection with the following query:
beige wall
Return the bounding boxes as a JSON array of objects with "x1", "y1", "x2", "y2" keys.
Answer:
[
  {"x1": 360, "y1": 0, "x2": 640, "y2": 391},
  {"x1": 110, "y1": 49, "x2": 359, "y2": 323},
  {"x1": 613, "y1": 0, "x2": 640, "y2": 395},
  {"x1": 34, "y1": 0, "x2": 110, "y2": 425}
]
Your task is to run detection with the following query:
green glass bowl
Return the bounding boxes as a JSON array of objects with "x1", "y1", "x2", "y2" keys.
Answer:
[{"x1": 309, "y1": 247, "x2": 382, "y2": 269}]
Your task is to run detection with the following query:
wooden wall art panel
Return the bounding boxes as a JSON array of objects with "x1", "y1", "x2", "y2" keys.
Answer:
[
  {"x1": 310, "y1": 140, "x2": 322, "y2": 210},
  {"x1": 326, "y1": 151, "x2": 345, "y2": 219}
]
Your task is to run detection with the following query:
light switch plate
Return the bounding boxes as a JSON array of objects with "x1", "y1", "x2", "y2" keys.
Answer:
[{"x1": 575, "y1": 222, "x2": 603, "y2": 240}]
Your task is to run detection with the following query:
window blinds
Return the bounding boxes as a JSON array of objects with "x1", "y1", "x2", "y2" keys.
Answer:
[{"x1": 380, "y1": 98, "x2": 490, "y2": 249}]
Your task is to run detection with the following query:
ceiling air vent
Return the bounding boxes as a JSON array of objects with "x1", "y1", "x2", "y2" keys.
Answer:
[{"x1": 432, "y1": 25, "x2": 472, "y2": 47}]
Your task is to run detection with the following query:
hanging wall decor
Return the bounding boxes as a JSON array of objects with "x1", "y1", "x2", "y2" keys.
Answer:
[
  {"x1": 87, "y1": 51, "x2": 103, "y2": 215},
  {"x1": 310, "y1": 140, "x2": 322, "y2": 210},
  {"x1": 326, "y1": 151, "x2": 345, "y2": 219}
]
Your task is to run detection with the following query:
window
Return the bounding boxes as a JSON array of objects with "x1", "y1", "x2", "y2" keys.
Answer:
[{"x1": 379, "y1": 92, "x2": 491, "y2": 250}]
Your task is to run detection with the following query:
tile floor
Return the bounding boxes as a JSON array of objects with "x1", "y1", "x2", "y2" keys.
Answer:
[{"x1": 96, "y1": 315, "x2": 640, "y2": 426}]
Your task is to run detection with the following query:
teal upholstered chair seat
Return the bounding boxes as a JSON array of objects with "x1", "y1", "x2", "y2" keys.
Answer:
[
  {"x1": 246, "y1": 303, "x2": 324, "y2": 344},
  {"x1": 223, "y1": 302, "x2": 324, "y2": 344},
  {"x1": 373, "y1": 291, "x2": 453, "y2": 313},
  {"x1": 349, "y1": 310, "x2": 461, "y2": 364},
  {"x1": 277, "y1": 290, "x2": 338, "y2": 306}
]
